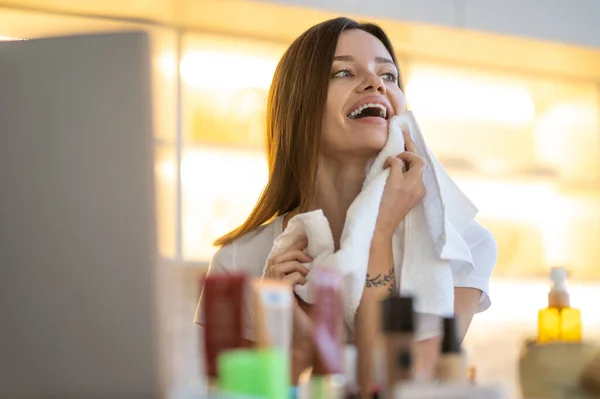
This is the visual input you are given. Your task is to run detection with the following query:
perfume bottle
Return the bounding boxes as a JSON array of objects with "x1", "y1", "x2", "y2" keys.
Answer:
[{"x1": 537, "y1": 267, "x2": 582, "y2": 343}]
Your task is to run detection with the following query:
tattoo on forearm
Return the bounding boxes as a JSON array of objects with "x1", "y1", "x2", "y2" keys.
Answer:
[{"x1": 365, "y1": 269, "x2": 397, "y2": 296}]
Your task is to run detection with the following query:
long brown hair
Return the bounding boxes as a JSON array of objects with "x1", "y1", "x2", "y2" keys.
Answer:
[{"x1": 214, "y1": 17, "x2": 403, "y2": 247}]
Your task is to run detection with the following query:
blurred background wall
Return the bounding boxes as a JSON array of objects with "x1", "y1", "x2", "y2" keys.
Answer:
[{"x1": 1, "y1": 1, "x2": 599, "y2": 397}]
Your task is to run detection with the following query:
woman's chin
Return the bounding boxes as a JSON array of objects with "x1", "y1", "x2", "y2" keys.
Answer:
[
  {"x1": 323, "y1": 132, "x2": 389, "y2": 159},
  {"x1": 351, "y1": 144, "x2": 387, "y2": 160},
  {"x1": 362, "y1": 137, "x2": 388, "y2": 154}
]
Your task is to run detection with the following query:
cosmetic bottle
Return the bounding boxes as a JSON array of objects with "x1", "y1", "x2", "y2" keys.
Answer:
[
  {"x1": 311, "y1": 269, "x2": 345, "y2": 399},
  {"x1": 436, "y1": 316, "x2": 467, "y2": 383},
  {"x1": 381, "y1": 295, "x2": 415, "y2": 397},
  {"x1": 538, "y1": 267, "x2": 582, "y2": 343},
  {"x1": 218, "y1": 348, "x2": 289, "y2": 399},
  {"x1": 202, "y1": 273, "x2": 247, "y2": 379},
  {"x1": 253, "y1": 279, "x2": 293, "y2": 350}
]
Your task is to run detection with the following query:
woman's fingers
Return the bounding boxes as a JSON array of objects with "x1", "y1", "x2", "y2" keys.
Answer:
[
  {"x1": 402, "y1": 130, "x2": 418, "y2": 154},
  {"x1": 384, "y1": 155, "x2": 405, "y2": 170},
  {"x1": 265, "y1": 235, "x2": 312, "y2": 281},
  {"x1": 397, "y1": 151, "x2": 425, "y2": 174},
  {"x1": 265, "y1": 261, "x2": 309, "y2": 279},
  {"x1": 289, "y1": 237, "x2": 309, "y2": 251},
  {"x1": 385, "y1": 131, "x2": 420, "y2": 174},
  {"x1": 283, "y1": 271, "x2": 307, "y2": 286},
  {"x1": 270, "y1": 249, "x2": 312, "y2": 265},
  {"x1": 276, "y1": 261, "x2": 310, "y2": 276}
]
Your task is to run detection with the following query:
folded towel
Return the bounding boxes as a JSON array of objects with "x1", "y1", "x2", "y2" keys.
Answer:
[{"x1": 262, "y1": 111, "x2": 478, "y2": 332}]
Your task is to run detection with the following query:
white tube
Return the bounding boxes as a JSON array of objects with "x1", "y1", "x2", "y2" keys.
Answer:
[{"x1": 253, "y1": 280, "x2": 293, "y2": 350}]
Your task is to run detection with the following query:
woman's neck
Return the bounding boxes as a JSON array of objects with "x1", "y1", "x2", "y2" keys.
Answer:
[{"x1": 311, "y1": 155, "x2": 370, "y2": 249}]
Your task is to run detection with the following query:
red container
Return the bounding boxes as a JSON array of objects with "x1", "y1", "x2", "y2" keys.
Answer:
[
  {"x1": 311, "y1": 268, "x2": 344, "y2": 375},
  {"x1": 202, "y1": 273, "x2": 247, "y2": 377}
]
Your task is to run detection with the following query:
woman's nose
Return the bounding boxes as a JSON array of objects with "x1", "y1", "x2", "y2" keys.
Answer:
[{"x1": 358, "y1": 73, "x2": 386, "y2": 94}]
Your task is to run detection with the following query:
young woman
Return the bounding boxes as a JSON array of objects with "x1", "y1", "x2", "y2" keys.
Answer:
[{"x1": 195, "y1": 16, "x2": 497, "y2": 395}]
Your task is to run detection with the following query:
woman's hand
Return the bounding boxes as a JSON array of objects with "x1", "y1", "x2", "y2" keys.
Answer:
[
  {"x1": 264, "y1": 237, "x2": 311, "y2": 284},
  {"x1": 264, "y1": 238, "x2": 315, "y2": 382},
  {"x1": 375, "y1": 131, "x2": 426, "y2": 238}
]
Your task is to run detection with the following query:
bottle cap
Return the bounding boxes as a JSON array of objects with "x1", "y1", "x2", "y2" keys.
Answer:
[
  {"x1": 441, "y1": 316, "x2": 461, "y2": 354},
  {"x1": 550, "y1": 267, "x2": 568, "y2": 291},
  {"x1": 381, "y1": 295, "x2": 414, "y2": 333},
  {"x1": 548, "y1": 267, "x2": 571, "y2": 307}
]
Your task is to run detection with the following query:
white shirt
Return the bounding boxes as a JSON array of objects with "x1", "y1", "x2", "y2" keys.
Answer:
[{"x1": 194, "y1": 214, "x2": 497, "y2": 341}]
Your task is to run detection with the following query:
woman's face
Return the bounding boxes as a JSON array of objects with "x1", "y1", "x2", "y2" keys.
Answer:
[{"x1": 321, "y1": 29, "x2": 407, "y2": 159}]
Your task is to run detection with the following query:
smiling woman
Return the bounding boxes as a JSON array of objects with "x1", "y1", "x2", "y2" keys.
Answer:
[
  {"x1": 321, "y1": 28, "x2": 406, "y2": 162},
  {"x1": 194, "y1": 16, "x2": 497, "y2": 396}
]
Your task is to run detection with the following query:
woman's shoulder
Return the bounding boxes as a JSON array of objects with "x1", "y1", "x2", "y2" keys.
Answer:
[{"x1": 211, "y1": 216, "x2": 283, "y2": 276}]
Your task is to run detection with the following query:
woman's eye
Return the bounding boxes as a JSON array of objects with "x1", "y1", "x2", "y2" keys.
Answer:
[
  {"x1": 381, "y1": 72, "x2": 398, "y2": 82},
  {"x1": 333, "y1": 69, "x2": 352, "y2": 78}
]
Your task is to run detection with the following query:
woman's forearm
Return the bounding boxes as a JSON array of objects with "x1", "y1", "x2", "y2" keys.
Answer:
[
  {"x1": 413, "y1": 288, "x2": 482, "y2": 379},
  {"x1": 291, "y1": 348, "x2": 311, "y2": 384},
  {"x1": 414, "y1": 336, "x2": 441, "y2": 379},
  {"x1": 355, "y1": 230, "x2": 396, "y2": 396}
]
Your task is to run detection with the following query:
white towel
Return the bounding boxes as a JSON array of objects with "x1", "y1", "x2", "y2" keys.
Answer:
[{"x1": 262, "y1": 111, "x2": 478, "y2": 331}]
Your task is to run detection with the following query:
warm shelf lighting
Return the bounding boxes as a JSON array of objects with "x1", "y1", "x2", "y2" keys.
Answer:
[
  {"x1": 0, "y1": 35, "x2": 24, "y2": 41},
  {"x1": 180, "y1": 50, "x2": 278, "y2": 91},
  {"x1": 157, "y1": 146, "x2": 269, "y2": 260},
  {"x1": 457, "y1": 179, "x2": 556, "y2": 223},
  {"x1": 406, "y1": 70, "x2": 535, "y2": 125}
]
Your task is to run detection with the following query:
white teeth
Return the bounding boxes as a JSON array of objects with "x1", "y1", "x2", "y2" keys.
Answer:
[{"x1": 348, "y1": 102, "x2": 387, "y2": 119}]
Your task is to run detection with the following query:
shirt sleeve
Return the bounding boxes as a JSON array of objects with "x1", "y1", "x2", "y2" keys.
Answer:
[
  {"x1": 454, "y1": 220, "x2": 498, "y2": 313},
  {"x1": 415, "y1": 220, "x2": 497, "y2": 341},
  {"x1": 193, "y1": 243, "x2": 257, "y2": 341},
  {"x1": 193, "y1": 245, "x2": 232, "y2": 326}
]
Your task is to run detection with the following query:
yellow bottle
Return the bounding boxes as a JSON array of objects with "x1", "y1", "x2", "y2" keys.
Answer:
[{"x1": 537, "y1": 267, "x2": 582, "y2": 343}]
